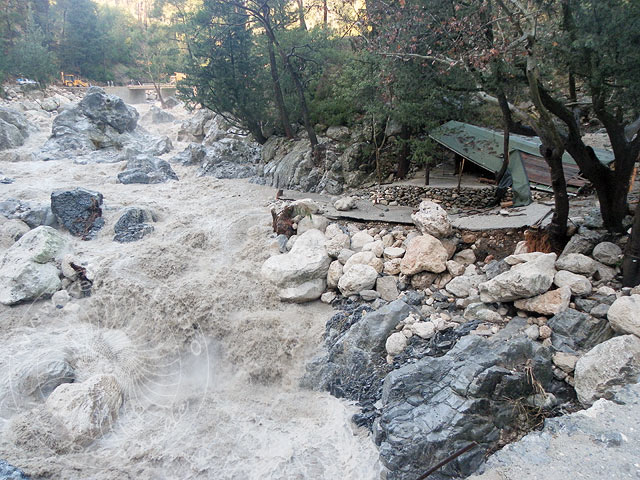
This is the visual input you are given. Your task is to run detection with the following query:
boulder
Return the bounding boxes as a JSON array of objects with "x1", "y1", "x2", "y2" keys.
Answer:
[
  {"x1": 561, "y1": 227, "x2": 603, "y2": 256},
  {"x1": 362, "y1": 240, "x2": 385, "y2": 258},
  {"x1": 592, "y1": 241, "x2": 622, "y2": 266},
  {"x1": 0, "y1": 219, "x2": 30, "y2": 248},
  {"x1": 344, "y1": 251, "x2": 384, "y2": 274},
  {"x1": 338, "y1": 264, "x2": 378, "y2": 296},
  {"x1": 117, "y1": 155, "x2": 178, "y2": 184},
  {"x1": 261, "y1": 229, "x2": 330, "y2": 302},
  {"x1": 607, "y1": 294, "x2": 640, "y2": 337},
  {"x1": 446, "y1": 274, "x2": 484, "y2": 298},
  {"x1": 463, "y1": 303, "x2": 503, "y2": 323},
  {"x1": 178, "y1": 108, "x2": 215, "y2": 142},
  {"x1": 504, "y1": 252, "x2": 546, "y2": 265},
  {"x1": 383, "y1": 247, "x2": 405, "y2": 260},
  {"x1": 554, "y1": 270, "x2": 592, "y2": 296},
  {"x1": 0, "y1": 107, "x2": 32, "y2": 150},
  {"x1": 326, "y1": 126, "x2": 350, "y2": 141},
  {"x1": 410, "y1": 200, "x2": 452, "y2": 238},
  {"x1": 0, "y1": 226, "x2": 68, "y2": 305},
  {"x1": 113, "y1": 208, "x2": 155, "y2": 243},
  {"x1": 453, "y1": 249, "x2": 476, "y2": 266},
  {"x1": 143, "y1": 105, "x2": 175, "y2": 124},
  {"x1": 0, "y1": 198, "x2": 58, "y2": 229},
  {"x1": 555, "y1": 253, "x2": 597, "y2": 275},
  {"x1": 547, "y1": 308, "x2": 615, "y2": 353},
  {"x1": 196, "y1": 137, "x2": 261, "y2": 179},
  {"x1": 51, "y1": 188, "x2": 104, "y2": 239},
  {"x1": 334, "y1": 196, "x2": 357, "y2": 211},
  {"x1": 297, "y1": 214, "x2": 329, "y2": 235},
  {"x1": 376, "y1": 276, "x2": 399, "y2": 302},
  {"x1": 400, "y1": 234, "x2": 448, "y2": 275},
  {"x1": 351, "y1": 231, "x2": 374, "y2": 251},
  {"x1": 479, "y1": 253, "x2": 557, "y2": 302},
  {"x1": 80, "y1": 87, "x2": 138, "y2": 133},
  {"x1": 446, "y1": 260, "x2": 465, "y2": 277},
  {"x1": 45, "y1": 374, "x2": 123, "y2": 445},
  {"x1": 386, "y1": 332, "x2": 407, "y2": 356},
  {"x1": 325, "y1": 233, "x2": 350, "y2": 258},
  {"x1": 513, "y1": 286, "x2": 572, "y2": 316},
  {"x1": 327, "y1": 260, "x2": 343, "y2": 289},
  {"x1": 375, "y1": 319, "x2": 554, "y2": 480},
  {"x1": 574, "y1": 335, "x2": 640, "y2": 406}
]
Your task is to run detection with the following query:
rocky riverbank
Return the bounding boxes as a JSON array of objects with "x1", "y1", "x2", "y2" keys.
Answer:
[{"x1": 260, "y1": 194, "x2": 640, "y2": 479}]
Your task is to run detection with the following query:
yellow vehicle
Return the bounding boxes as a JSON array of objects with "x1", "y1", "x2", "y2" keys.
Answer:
[
  {"x1": 61, "y1": 72, "x2": 89, "y2": 87},
  {"x1": 169, "y1": 72, "x2": 186, "y2": 84}
]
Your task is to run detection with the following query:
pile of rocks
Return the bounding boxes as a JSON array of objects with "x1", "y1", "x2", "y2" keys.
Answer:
[{"x1": 262, "y1": 196, "x2": 640, "y2": 480}]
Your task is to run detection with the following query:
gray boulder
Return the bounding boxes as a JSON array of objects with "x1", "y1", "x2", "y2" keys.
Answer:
[
  {"x1": 0, "y1": 107, "x2": 33, "y2": 151},
  {"x1": 479, "y1": 253, "x2": 556, "y2": 302},
  {"x1": 410, "y1": 200, "x2": 452, "y2": 238},
  {"x1": 574, "y1": 335, "x2": 640, "y2": 406},
  {"x1": 561, "y1": 227, "x2": 604, "y2": 256},
  {"x1": 375, "y1": 318, "x2": 554, "y2": 480},
  {"x1": 113, "y1": 208, "x2": 155, "y2": 243},
  {"x1": 143, "y1": 105, "x2": 175, "y2": 124},
  {"x1": 51, "y1": 188, "x2": 104, "y2": 239},
  {"x1": 117, "y1": 155, "x2": 178, "y2": 184},
  {"x1": 607, "y1": 294, "x2": 640, "y2": 337},
  {"x1": 592, "y1": 241, "x2": 622, "y2": 266},
  {"x1": 0, "y1": 198, "x2": 58, "y2": 229}
]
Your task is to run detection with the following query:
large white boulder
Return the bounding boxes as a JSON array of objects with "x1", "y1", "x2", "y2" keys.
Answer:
[
  {"x1": 400, "y1": 234, "x2": 448, "y2": 275},
  {"x1": 411, "y1": 200, "x2": 452, "y2": 238},
  {"x1": 574, "y1": 335, "x2": 640, "y2": 406},
  {"x1": 261, "y1": 229, "x2": 331, "y2": 302},
  {"x1": 478, "y1": 253, "x2": 556, "y2": 302},
  {"x1": 45, "y1": 374, "x2": 123, "y2": 445},
  {"x1": 608, "y1": 294, "x2": 640, "y2": 337},
  {"x1": 338, "y1": 263, "x2": 378, "y2": 296},
  {"x1": 0, "y1": 226, "x2": 68, "y2": 305}
]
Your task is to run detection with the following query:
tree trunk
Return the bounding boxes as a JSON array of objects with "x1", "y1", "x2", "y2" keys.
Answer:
[
  {"x1": 296, "y1": 0, "x2": 307, "y2": 30},
  {"x1": 323, "y1": 0, "x2": 328, "y2": 27},
  {"x1": 623, "y1": 202, "x2": 640, "y2": 287},
  {"x1": 425, "y1": 163, "x2": 430, "y2": 185},
  {"x1": 541, "y1": 144, "x2": 569, "y2": 250},
  {"x1": 266, "y1": 35, "x2": 294, "y2": 139},
  {"x1": 396, "y1": 125, "x2": 410, "y2": 179},
  {"x1": 247, "y1": 119, "x2": 267, "y2": 144}
]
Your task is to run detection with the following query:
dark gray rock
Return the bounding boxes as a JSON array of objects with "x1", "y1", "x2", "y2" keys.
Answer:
[
  {"x1": 561, "y1": 227, "x2": 604, "y2": 256},
  {"x1": 0, "y1": 460, "x2": 30, "y2": 479},
  {"x1": 117, "y1": 155, "x2": 178, "y2": 184},
  {"x1": 400, "y1": 290, "x2": 425, "y2": 305},
  {"x1": 304, "y1": 300, "x2": 417, "y2": 408},
  {"x1": 574, "y1": 298, "x2": 597, "y2": 313},
  {"x1": 374, "y1": 318, "x2": 555, "y2": 480},
  {"x1": 163, "y1": 96, "x2": 180, "y2": 108},
  {"x1": 50, "y1": 188, "x2": 104, "y2": 239},
  {"x1": 113, "y1": 208, "x2": 155, "y2": 243},
  {"x1": 0, "y1": 107, "x2": 32, "y2": 137},
  {"x1": 0, "y1": 118, "x2": 24, "y2": 150},
  {"x1": 484, "y1": 259, "x2": 510, "y2": 280},
  {"x1": 0, "y1": 199, "x2": 58, "y2": 228},
  {"x1": 547, "y1": 308, "x2": 615, "y2": 353}
]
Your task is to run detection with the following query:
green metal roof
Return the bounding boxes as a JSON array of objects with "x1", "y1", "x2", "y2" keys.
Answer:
[{"x1": 429, "y1": 120, "x2": 614, "y2": 172}]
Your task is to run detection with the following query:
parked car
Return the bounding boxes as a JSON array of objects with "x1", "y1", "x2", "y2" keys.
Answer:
[{"x1": 16, "y1": 78, "x2": 37, "y2": 86}]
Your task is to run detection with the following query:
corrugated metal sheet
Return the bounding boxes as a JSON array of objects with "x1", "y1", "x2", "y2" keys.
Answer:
[{"x1": 519, "y1": 152, "x2": 588, "y2": 188}]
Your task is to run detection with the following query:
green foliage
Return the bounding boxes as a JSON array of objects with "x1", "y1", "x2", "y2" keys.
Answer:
[{"x1": 9, "y1": 13, "x2": 57, "y2": 85}]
